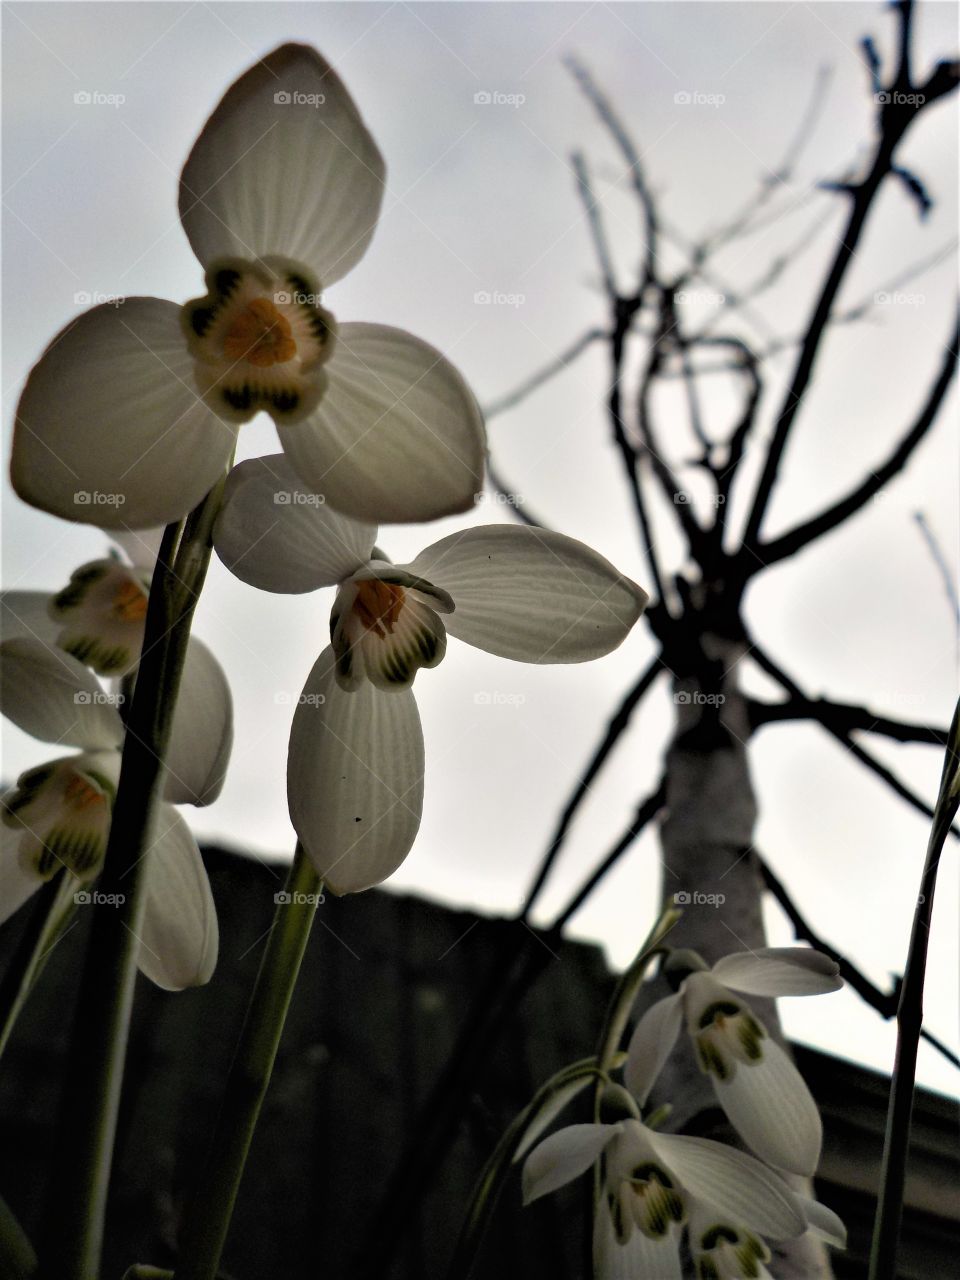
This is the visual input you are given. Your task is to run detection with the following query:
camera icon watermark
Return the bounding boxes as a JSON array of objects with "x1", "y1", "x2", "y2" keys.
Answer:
[
  {"x1": 74, "y1": 690, "x2": 125, "y2": 707},
  {"x1": 673, "y1": 890, "x2": 726, "y2": 907},
  {"x1": 675, "y1": 690, "x2": 726, "y2": 706},
  {"x1": 273, "y1": 490, "x2": 326, "y2": 506},
  {"x1": 274, "y1": 889, "x2": 326, "y2": 905},
  {"x1": 73, "y1": 290, "x2": 125, "y2": 308},
  {"x1": 74, "y1": 890, "x2": 126, "y2": 906},
  {"x1": 274, "y1": 89, "x2": 325, "y2": 107},
  {"x1": 875, "y1": 90, "x2": 925, "y2": 106},
  {"x1": 474, "y1": 90, "x2": 526, "y2": 108},
  {"x1": 674, "y1": 90, "x2": 725, "y2": 107},
  {"x1": 473, "y1": 289, "x2": 525, "y2": 307},
  {"x1": 74, "y1": 491, "x2": 126, "y2": 507},
  {"x1": 74, "y1": 90, "x2": 125, "y2": 108},
  {"x1": 274, "y1": 690, "x2": 326, "y2": 706}
]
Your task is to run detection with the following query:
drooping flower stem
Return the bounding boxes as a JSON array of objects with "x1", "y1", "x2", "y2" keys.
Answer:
[
  {"x1": 595, "y1": 906, "x2": 681, "y2": 1074},
  {"x1": 445, "y1": 1058, "x2": 603, "y2": 1280},
  {"x1": 869, "y1": 699, "x2": 960, "y2": 1280},
  {"x1": 40, "y1": 479, "x2": 226, "y2": 1280},
  {"x1": 175, "y1": 845, "x2": 322, "y2": 1280}
]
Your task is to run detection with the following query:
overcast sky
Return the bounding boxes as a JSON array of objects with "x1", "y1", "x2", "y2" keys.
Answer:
[{"x1": 2, "y1": 1, "x2": 958, "y2": 1094}]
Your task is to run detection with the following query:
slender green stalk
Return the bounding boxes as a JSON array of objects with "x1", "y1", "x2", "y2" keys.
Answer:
[
  {"x1": 0, "y1": 871, "x2": 77, "y2": 1061},
  {"x1": 595, "y1": 906, "x2": 681, "y2": 1073},
  {"x1": 41, "y1": 480, "x2": 225, "y2": 1280},
  {"x1": 175, "y1": 846, "x2": 322, "y2": 1280},
  {"x1": 869, "y1": 699, "x2": 960, "y2": 1280},
  {"x1": 446, "y1": 1058, "x2": 602, "y2": 1280}
]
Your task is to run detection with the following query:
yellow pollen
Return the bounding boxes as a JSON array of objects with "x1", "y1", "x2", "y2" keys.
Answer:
[
  {"x1": 223, "y1": 298, "x2": 297, "y2": 368},
  {"x1": 65, "y1": 774, "x2": 105, "y2": 812},
  {"x1": 113, "y1": 578, "x2": 148, "y2": 623},
  {"x1": 353, "y1": 580, "x2": 406, "y2": 638}
]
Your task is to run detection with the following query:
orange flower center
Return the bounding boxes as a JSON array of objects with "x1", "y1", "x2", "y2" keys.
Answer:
[
  {"x1": 223, "y1": 298, "x2": 297, "y2": 368},
  {"x1": 65, "y1": 774, "x2": 106, "y2": 812},
  {"x1": 353, "y1": 580, "x2": 406, "y2": 637},
  {"x1": 112, "y1": 578, "x2": 148, "y2": 623}
]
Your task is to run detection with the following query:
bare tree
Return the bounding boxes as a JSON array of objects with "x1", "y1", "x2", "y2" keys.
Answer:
[{"x1": 364, "y1": 4, "x2": 958, "y2": 1275}]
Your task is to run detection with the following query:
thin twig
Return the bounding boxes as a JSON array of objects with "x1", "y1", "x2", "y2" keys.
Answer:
[
  {"x1": 482, "y1": 327, "x2": 607, "y2": 420},
  {"x1": 757, "y1": 312, "x2": 959, "y2": 566},
  {"x1": 521, "y1": 656, "x2": 665, "y2": 919},
  {"x1": 747, "y1": 694, "x2": 949, "y2": 746},
  {"x1": 758, "y1": 856, "x2": 958, "y2": 1070}
]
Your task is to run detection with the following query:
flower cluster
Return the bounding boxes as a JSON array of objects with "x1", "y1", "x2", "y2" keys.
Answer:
[
  {"x1": 5, "y1": 44, "x2": 648, "y2": 976},
  {"x1": 1, "y1": 534, "x2": 230, "y2": 988},
  {"x1": 521, "y1": 947, "x2": 846, "y2": 1278}
]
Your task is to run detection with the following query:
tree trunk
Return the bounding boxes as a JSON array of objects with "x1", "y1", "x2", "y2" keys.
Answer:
[{"x1": 644, "y1": 634, "x2": 833, "y2": 1278}]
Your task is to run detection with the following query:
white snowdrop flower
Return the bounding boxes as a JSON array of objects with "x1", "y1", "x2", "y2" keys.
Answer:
[
  {"x1": 12, "y1": 45, "x2": 485, "y2": 530},
  {"x1": 624, "y1": 948, "x2": 843, "y2": 1175}
]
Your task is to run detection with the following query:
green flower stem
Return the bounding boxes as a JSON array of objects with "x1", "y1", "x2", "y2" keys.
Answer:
[
  {"x1": 175, "y1": 845, "x2": 322, "y2": 1280},
  {"x1": 595, "y1": 906, "x2": 681, "y2": 1075},
  {"x1": 40, "y1": 480, "x2": 225, "y2": 1280},
  {"x1": 869, "y1": 698, "x2": 960, "y2": 1280},
  {"x1": 0, "y1": 871, "x2": 77, "y2": 1062},
  {"x1": 445, "y1": 1058, "x2": 603, "y2": 1280}
]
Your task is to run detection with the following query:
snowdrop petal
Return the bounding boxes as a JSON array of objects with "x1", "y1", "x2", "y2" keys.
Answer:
[
  {"x1": 594, "y1": 1206, "x2": 682, "y2": 1280},
  {"x1": 0, "y1": 592, "x2": 58, "y2": 648},
  {"x1": 713, "y1": 948, "x2": 843, "y2": 997},
  {"x1": 406, "y1": 526, "x2": 648, "y2": 662},
  {"x1": 11, "y1": 299, "x2": 236, "y2": 529},
  {"x1": 111, "y1": 527, "x2": 164, "y2": 570},
  {"x1": 646, "y1": 1131, "x2": 805, "y2": 1239},
  {"x1": 796, "y1": 1194, "x2": 847, "y2": 1249},
  {"x1": 522, "y1": 1124, "x2": 614, "y2": 1205},
  {"x1": 0, "y1": 825, "x2": 41, "y2": 924},
  {"x1": 0, "y1": 638, "x2": 122, "y2": 750},
  {"x1": 624, "y1": 993, "x2": 683, "y2": 1106},
  {"x1": 164, "y1": 638, "x2": 233, "y2": 807},
  {"x1": 514, "y1": 1075, "x2": 596, "y2": 1162},
  {"x1": 138, "y1": 804, "x2": 218, "y2": 989},
  {"x1": 180, "y1": 44, "x2": 384, "y2": 287},
  {"x1": 712, "y1": 1036, "x2": 823, "y2": 1175},
  {"x1": 287, "y1": 647, "x2": 424, "y2": 893},
  {"x1": 281, "y1": 323, "x2": 485, "y2": 524},
  {"x1": 214, "y1": 454, "x2": 375, "y2": 592}
]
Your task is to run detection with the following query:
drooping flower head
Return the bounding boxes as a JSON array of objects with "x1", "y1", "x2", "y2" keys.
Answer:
[
  {"x1": 624, "y1": 948, "x2": 843, "y2": 1175},
  {"x1": 12, "y1": 45, "x2": 485, "y2": 530},
  {"x1": 213, "y1": 454, "x2": 649, "y2": 894},
  {"x1": 0, "y1": 639, "x2": 223, "y2": 989},
  {"x1": 523, "y1": 1117, "x2": 816, "y2": 1280}
]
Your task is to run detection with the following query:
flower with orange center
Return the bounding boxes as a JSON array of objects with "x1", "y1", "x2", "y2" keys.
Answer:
[
  {"x1": 215, "y1": 454, "x2": 649, "y2": 894},
  {"x1": 11, "y1": 44, "x2": 485, "y2": 530},
  {"x1": 0, "y1": 636, "x2": 226, "y2": 989}
]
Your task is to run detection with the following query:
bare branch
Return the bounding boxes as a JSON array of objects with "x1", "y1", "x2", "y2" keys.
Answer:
[
  {"x1": 565, "y1": 55, "x2": 659, "y2": 289},
  {"x1": 741, "y1": 8, "x2": 959, "y2": 557},
  {"x1": 572, "y1": 151, "x2": 618, "y2": 298},
  {"x1": 748, "y1": 640, "x2": 960, "y2": 838},
  {"x1": 696, "y1": 65, "x2": 833, "y2": 256},
  {"x1": 483, "y1": 460, "x2": 551, "y2": 531},
  {"x1": 521, "y1": 656, "x2": 665, "y2": 919},
  {"x1": 757, "y1": 312, "x2": 959, "y2": 566},
  {"x1": 552, "y1": 780, "x2": 668, "y2": 930},
  {"x1": 482, "y1": 326, "x2": 607, "y2": 420},
  {"x1": 747, "y1": 694, "x2": 949, "y2": 746},
  {"x1": 758, "y1": 856, "x2": 959, "y2": 1070},
  {"x1": 913, "y1": 511, "x2": 960, "y2": 629}
]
